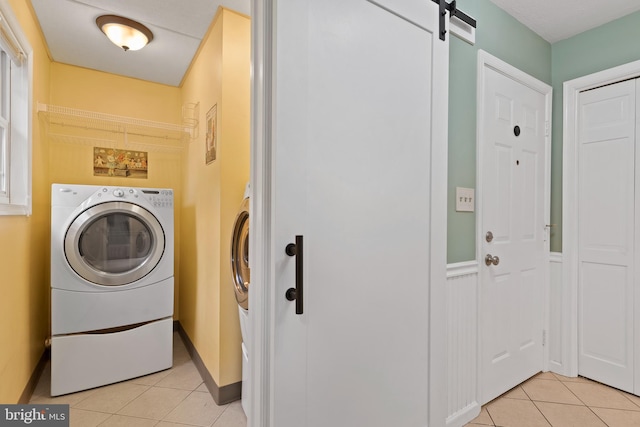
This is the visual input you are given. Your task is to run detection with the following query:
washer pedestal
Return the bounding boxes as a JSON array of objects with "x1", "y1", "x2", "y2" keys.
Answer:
[
  {"x1": 238, "y1": 306, "x2": 250, "y2": 416},
  {"x1": 51, "y1": 317, "x2": 172, "y2": 396}
]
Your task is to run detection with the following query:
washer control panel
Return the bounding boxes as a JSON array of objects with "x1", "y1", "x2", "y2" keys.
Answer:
[
  {"x1": 143, "y1": 189, "x2": 173, "y2": 208},
  {"x1": 99, "y1": 187, "x2": 138, "y2": 199},
  {"x1": 93, "y1": 186, "x2": 173, "y2": 208}
]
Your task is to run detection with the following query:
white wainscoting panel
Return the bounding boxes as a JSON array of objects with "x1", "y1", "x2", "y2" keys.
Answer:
[
  {"x1": 446, "y1": 261, "x2": 480, "y2": 427},
  {"x1": 549, "y1": 252, "x2": 564, "y2": 371}
]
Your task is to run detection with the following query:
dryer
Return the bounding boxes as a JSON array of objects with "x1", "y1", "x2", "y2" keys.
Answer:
[
  {"x1": 50, "y1": 183, "x2": 174, "y2": 396},
  {"x1": 231, "y1": 183, "x2": 250, "y2": 415}
]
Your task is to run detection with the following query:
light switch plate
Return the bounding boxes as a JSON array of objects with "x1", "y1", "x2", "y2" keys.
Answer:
[{"x1": 456, "y1": 187, "x2": 475, "y2": 212}]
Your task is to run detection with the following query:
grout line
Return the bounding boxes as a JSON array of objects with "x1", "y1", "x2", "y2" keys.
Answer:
[
  {"x1": 588, "y1": 409, "x2": 611, "y2": 427},
  {"x1": 558, "y1": 375, "x2": 613, "y2": 427},
  {"x1": 551, "y1": 372, "x2": 580, "y2": 383},
  {"x1": 532, "y1": 373, "x2": 562, "y2": 382},
  {"x1": 211, "y1": 405, "x2": 229, "y2": 426},
  {"x1": 589, "y1": 406, "x2": 640, "y2": 413},
  {"x1": 517, "y1": 380, "x2": 553, "y2": 427},
  {"x1": 531, "y1": 400, "x2": 592, "y2": 407},
  {"x1": 530, "y1": 401, "x2": 556, "y2": 427},
  {"x1": 156, "y1": 386, "x2": 201, "y2": 424},
  {"x1": 534, "y1": 378, "x2": 612, "y2": 427},
  {"x1": 586, "y1": 406, "x2": 612, "y2": 427},
  {"x1": 557, "y1": 377, "x2": 587, "y2": 405},
  {"x1": 476, "y1": 374, "x2": 640, "y2": 427},
  {"x1": 519, "y1": 383, "x2": 533, "y2": 401},
  {"x1": 621, "y1": 393, "x2": 640, "y2": 410},
  {"x1": 483, "y1": 406, "x2": 497, "y2": 427}
]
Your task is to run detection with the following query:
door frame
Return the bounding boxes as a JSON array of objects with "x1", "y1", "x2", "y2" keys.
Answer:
[
  {"x1": 476, "y1": 50, "x2": 553, "y2": 402},
  {"x1": 249, "y1": 1, "x2": 449, "y2": 426},
  {"x1": 562, "y1": 58, "x2": 640, "y2": 381},
  {"x1": 248, "y1": 0, "x2": 273, "y2": 425}
]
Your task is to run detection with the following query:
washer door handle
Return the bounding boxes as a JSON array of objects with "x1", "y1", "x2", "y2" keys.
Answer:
[{"x1": 285, "y1": 235, "x2": 303, "y2": 315}]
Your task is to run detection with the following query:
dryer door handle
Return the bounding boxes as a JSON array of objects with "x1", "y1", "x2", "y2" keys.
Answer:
[{"x1": 285, "y1": 235, "x2": 303, "y2": 315}]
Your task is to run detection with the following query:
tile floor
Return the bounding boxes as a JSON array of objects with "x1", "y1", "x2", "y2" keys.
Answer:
[
  {"x1": 29, "y1": 332, "x2": 247, "y2": 427},
  {"x1": 466, "y1": 372, "x2": 640, "y2": 427},
  {"x1": 29, "y1": 337, "x2": 640, "y2": 427}
]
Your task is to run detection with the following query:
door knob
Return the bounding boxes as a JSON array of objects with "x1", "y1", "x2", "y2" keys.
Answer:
[{"x1": 485, "y1": 254, "x2": 499, "y2": 266}]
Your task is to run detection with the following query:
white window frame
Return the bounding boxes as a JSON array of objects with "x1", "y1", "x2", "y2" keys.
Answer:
[
  {"x1": 0, "y1": 0, "x2": 32, "y2": 216},
  {"x1": 0, "y1": 50, "x2": 9, "y2": 202}
]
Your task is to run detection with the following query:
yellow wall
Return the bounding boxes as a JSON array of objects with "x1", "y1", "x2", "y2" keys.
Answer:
[
  {"x1": 0, "y1": 0, "x2": 51, "y2": 403},
  {"x1": 47, "y1": 63, "x2": 183, "y2": 317},
  {"x1": 180, "y1": 8, "x2": 250, "y2": 387}
]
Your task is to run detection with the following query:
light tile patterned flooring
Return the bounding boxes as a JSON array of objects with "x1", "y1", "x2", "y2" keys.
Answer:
[
  {"x1": 29, "y1": 332, "x2": 247, "y2": 427},
  {"x1": 29, "y1": 336, "x2": 640, "y2": 427},
  {"x1": 466, "y1": 372, "x2": 640, "y2": 427}
]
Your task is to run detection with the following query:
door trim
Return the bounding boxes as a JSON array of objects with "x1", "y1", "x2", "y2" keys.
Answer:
[
  {"x1": 562, "y1": 58, "x2": 640, "y2": 380},
  {"x1": 476, "y1": 50, "x2": 552, "y2": 402},
  {"x1": 250, "y1": 1, "x2": 450, "y2": 426},
  {"x1": 249, "y1": 0, "x2": 274, "y2": 425}
]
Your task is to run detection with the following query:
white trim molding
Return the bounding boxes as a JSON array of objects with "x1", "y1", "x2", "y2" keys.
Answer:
[
  {"x1": 550, "y1": 252, "x2": 563, "y2": 264},
  {"x1": 249, "y1": 0, "x2": 274, "y2": 425},
  {"x1": 446, "y1": 260, "x2": 479, "y2": 278},
  {"x1": 0, "y1": 0, "x2": 32, "y2": 216},
  {"x1": 446, "y1": 261, "x2": 480, "y2": 427},
  {"x1": 562, "y1": 58, "x2": 640, "y2": 379},
  {"x1": 548, "y1": 252, "x2": 566, "y2": 374},
  {"x1": 445, "y1": 253, "x2": 567, "y2": 424}
]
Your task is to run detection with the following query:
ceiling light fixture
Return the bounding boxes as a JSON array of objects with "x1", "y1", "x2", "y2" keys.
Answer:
[{"x1": 96, "y1": 15, "x2": 153, "y2": 52}]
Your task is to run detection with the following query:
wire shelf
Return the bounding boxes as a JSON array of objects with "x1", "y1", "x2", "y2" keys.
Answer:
[{"x1": 38, "y1": 102, "x2": 195, "y2": 144}]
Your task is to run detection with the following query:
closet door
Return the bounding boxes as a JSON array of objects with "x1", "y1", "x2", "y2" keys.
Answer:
[{"x1": 577, "y1": 79, "x2": 635, "y2": 393}]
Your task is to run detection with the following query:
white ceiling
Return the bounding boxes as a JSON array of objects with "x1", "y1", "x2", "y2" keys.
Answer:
[
  {"x1": 30, "y1": 0, "x2": 250, "y2": 87},
  {"x1": 489, "y1": 0, "x2": 640, "y2": 43},
  {"x1": 28, "y1": 0, "x2": 640, "y2": 87}
]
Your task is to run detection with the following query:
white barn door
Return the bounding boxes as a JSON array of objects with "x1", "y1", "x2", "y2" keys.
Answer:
[{"x1": 254, "y1": 0, "x2": 450, "y2": 426}]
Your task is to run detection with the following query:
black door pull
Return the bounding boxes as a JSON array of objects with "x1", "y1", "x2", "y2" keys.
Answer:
[{"x1": 285, "y1": 235, "x2": 303, "y2": 315}]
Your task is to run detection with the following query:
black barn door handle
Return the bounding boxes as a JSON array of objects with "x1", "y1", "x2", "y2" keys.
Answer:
[{"x1": 285, "y1": 235, "x2": 303, "y2": 315}]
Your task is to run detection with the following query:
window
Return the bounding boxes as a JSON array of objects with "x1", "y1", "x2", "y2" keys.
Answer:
[
  {"x1": 0, "y1": 0, "x2": 31, "y2": 216},
  {"x1": 0, "y1": 50, "x2": 11, "y2": 202}
]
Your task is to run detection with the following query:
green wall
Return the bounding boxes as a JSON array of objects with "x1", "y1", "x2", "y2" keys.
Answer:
[
  {"x1": 447, "y1": 0, "x2": 551, "y2": 263},
  {"x1": 550, "y1": 10, "x2": 640, "y2": 252}
]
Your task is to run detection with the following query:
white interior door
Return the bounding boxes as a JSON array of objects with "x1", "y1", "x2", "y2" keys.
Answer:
[
  {"x1": 266, "y1": 0, "x2": 449, "y2": 426},
  {"x1": 577, "y1": 79, "x2": 635, "y2": 393},
  {"x1": 479, "y1": 59, "x2": 549, "y2": 404}
]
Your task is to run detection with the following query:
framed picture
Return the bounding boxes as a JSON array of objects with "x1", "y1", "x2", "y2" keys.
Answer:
[
  {"x1": 205, "y1": 104, "x2": 217, "y2": 164},
  {"x1": 93, "y1": 147, "x2": 148, "y2": 179}
]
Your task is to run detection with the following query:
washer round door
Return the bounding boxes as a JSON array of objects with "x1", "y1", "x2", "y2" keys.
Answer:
[
  {"x1": 231, "y1": 198, "x2": 249, "y2": 310},
  {"x1": 65, "y1": 201, "x2": 165, "y2": 286}
]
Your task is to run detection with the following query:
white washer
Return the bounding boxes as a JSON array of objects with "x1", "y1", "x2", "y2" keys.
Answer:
[
  {"x1": 50, "y1": 183, "x2": 174, "y2": 396},
  {"x1": 231, "y1": 183, "x2": 250, "y2": 415}
]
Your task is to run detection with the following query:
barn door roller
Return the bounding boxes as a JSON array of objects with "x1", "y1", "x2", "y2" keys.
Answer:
[{"x1": 432, "y1": 0, "x2": 476, "y2": 41}]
